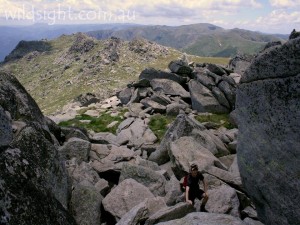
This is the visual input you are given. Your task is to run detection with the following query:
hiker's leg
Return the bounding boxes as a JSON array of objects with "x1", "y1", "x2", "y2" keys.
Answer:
[
  {"x1": 201, "y1": 193, "x2": 208, "y2": 206},
  {"x1": 199, "y1": 190, "x2": 209, "y2": 212},
  {"x1": 189, "y1": 190, "x2": 196, "y2": 206}
]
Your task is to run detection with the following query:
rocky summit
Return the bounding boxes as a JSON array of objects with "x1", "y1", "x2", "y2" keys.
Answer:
[
  {"x1": 0, "y1": 33, "x2": 228, "y2": 115},
  {"x1": 0, "y1": 30, "x2": 298, "y2": 225}
]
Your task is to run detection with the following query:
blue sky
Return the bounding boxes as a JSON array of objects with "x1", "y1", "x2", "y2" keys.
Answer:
[{"x1": 0, "y1": 0, "x2": 299, "y2": 34}]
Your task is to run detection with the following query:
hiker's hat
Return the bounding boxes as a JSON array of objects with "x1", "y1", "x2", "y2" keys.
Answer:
[{"x1": 190, "y1": 163, "x2": 198, "y2": 171}]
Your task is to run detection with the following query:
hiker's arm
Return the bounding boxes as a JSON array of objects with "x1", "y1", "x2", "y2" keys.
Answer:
[
  {"x1": 202, "y1": 179, "x2": 208, "y2": 193},
  {"x1": 185, "y1": 186, "x2": 192, "y2": 205}
]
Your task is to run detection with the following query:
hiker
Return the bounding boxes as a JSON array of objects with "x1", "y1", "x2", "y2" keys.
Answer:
[{"x1": 185, "y1": 163, "x2": 209, "y2": 212}]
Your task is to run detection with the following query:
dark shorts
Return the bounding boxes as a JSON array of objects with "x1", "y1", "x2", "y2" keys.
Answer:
[{"x1": 189, "y1": 189, "x2": 204, "y2": 204}]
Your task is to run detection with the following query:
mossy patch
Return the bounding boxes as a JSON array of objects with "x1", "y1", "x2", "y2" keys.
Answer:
[
  {"x1": 195, "y1": 113, "x2": 235, "y2": 129},
  {"x1": 58, "y1": 111, "x2": 126, "y2": 134},
  {"x1": 148, "y1": 114, "x2": 176, "y2": 141}
]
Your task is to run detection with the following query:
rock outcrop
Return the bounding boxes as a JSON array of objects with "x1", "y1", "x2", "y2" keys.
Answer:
[
  {"x1": 117, "y1": 58, "x2": 239, "y2": 116},
  {"x1": 235, "y1": 36, "x2": 300, "y2": 225},
  {"x1": 0, "y1": 71, "x2": 76, "y2": 225}
]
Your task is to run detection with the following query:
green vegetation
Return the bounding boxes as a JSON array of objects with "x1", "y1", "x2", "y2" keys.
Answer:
[
  {"x1": 195, "y1": 113, "x2": 235, "y2": 129},
  {"x1": 59, "y1": 111, "x2": 126, "y2": 134},
  {"x1": 148, "y1": 114, "x2": 176, "y2": 141},
  {"x1": 58, "y1": 110, "x2": 235, "y2": 142}
]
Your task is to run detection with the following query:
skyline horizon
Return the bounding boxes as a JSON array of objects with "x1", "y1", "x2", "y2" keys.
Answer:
[
  {"x1": 0, "y1": 0, "x2": 299, "y2": 34},
  {"x1": 0, "y1": 21, "x2": 294, "y2": 35}
]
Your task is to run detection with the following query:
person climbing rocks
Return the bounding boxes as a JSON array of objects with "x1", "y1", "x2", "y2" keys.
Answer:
[{"x1": 185, "y1": 163, "x2": 209, "y2": 212}]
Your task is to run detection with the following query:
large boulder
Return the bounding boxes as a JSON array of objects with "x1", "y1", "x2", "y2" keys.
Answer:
[
  {"x1": 235, "y1": 37, "x2": 300, "y2": 225},
  {"x1": 0, "y1": 146, "x2": 76, "y2": 225},
  {"x1": 61, "y1": 126, "x2": 89, "y2": 142},
  {"x1": 74, "y1": 93, "x2": 100, "y2": 107},
  {"x1": 148, "y1": 114, "x2": 205, "y2": 165},
  {"x1": 117, "y1": 87, "x2": 133, "y2": 105},
  {"x1": 206, "y1": 63, "x2": 228, "y2": 76},
  {"x1": 65, "y1": 159, "x2": 100, "y2": 186},
  {"x1": 70, "y1": 184, "x2": 103, "y2": 225},
  {"x1": 10, "y1": 124, "x2": 71, "y2": 206},
  {"x1": 0, "y1": 71, "x2": 46, "y2": 125},
  {"x1": 0, "y1": 72, "x2": 75, "y2": 224},
  {"x1": 218, "y1": 81, "x2": 236, "y2": 109},
  {"x1": 195, "y1": 69, "x2": 216, "y2": 89},
  {"x1": 0, "y1": 106, "x2": 13, "y2": 150},
  {"x1": 228, "y1": 54, "x2": 253, "y2": 75},
  {"x1": 150, "y1": 91, "x2": 172, "y2": 106},
  {"x1": 150, "y1": 79, "x2": 190, "y2": 99},
  {"x1": 168, "y1": 60, "x2": 193, "y2": 75},
  {"x1": 149, "y1": 113, "x2": 229, "y2": 165},
  {"x1": 145, "y1": 202, "x2": 195, "y2": 225},
  {"x1": 140, "y1": 98, "x2": 166, "y2": 114},
  {"x1": 102, "y1": 178, "x2": 155, "y2": 220},
  {"x1": 116, "y1": 197, "x2": 167, "y2": 225},
  {"x1": 59, "y1": 137, "x2": 91, "y2": 162},
  {"x1": 169, "y1": 136, "x2": 226, "y2": 178},
  {"x1": 119, "y1": 163, "x2": 167, "y2": 196},
  {"x1": 164, "y1": 175, "x2": 183, "y2": 206},
  {"x1": 156, "y1": 212, "x2": 245, "y2": 225},
  {"x1": 211, "y1": 86, "x2": 231, "y2": 109},
  {"x1": 189, "y1": 79, "x2": 229, "y2": 113},
  {"x1": 116, "y1": 118, "x2": 157, "y2": 147},
  {"x1": 139, "y1": 68, "x2": 187, "y2": 84},
  {"x1": 206, "y1": 184, "x2": 240, "y2": 217},
  {"x1": 166, "y1": 103, "x2": 188, "y2": 116},
  {"x1": 91, "y1": 145, "x2": 136, "y2": 173},
  {"x1": 206, "y1": 166, "x2": 243, "y2": 190}
]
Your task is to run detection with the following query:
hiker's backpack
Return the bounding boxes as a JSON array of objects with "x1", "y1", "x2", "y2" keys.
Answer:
[
  {"x1": 180, "y1": 174, "x2": 189, "y2": 192},
  {"x1": 183, "y1": 175, "x2": 188, "y2": 188}
]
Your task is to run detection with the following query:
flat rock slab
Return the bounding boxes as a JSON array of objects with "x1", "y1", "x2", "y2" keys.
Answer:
[
  {"x1": 150, "y1": 79, "x2": 190, "y2": 99},
  {"x1": 156, "y1": 212, "x2": 245, "y2": 225},
  {"x1": 102, "y1": 178, "x2": 155, "y2": 220}
]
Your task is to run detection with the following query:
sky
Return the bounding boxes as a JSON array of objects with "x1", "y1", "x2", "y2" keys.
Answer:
[{"x1": 0, "y1": 0, "x2": 299, "y2": 34}]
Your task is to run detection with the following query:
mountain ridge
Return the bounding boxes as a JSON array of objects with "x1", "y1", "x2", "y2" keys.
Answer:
[
  {"x1": 0, "y1": 23, "x2": 288, "y2": 61},
  {"x1": 87, "y1": 23, "x2": 287, "y2": 57}
]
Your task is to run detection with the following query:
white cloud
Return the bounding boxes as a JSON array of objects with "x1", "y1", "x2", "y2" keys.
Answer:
[
  {"x1": 205, "y1": 8, "x2": 300, "y2": 34},
  {"x1": 269, "y1": 0, "x2": 300, "y2": 8},
  {"x1": 0, "y1": 0, "x2": 261, "y2": 19},
  {"x1": 240, "y1": 9, "x2": 300, "y2": 33},
  {"x1": 256, "y1": 10, "x2": 300, "y2": 25}
]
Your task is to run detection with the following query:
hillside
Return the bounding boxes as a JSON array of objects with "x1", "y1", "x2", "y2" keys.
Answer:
[
  {"x1": 184, "y1": 30, "x2": 266, "y2": 57},
  {"x1": 0, "y1": 33, "x2": 229, "y2": 115},
  {"x1": 88, "y1": 23, "x2": 285, "y2": 57},
  {"x1": 0, "y1": 23, "x2": 139, "y2": 61}
]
